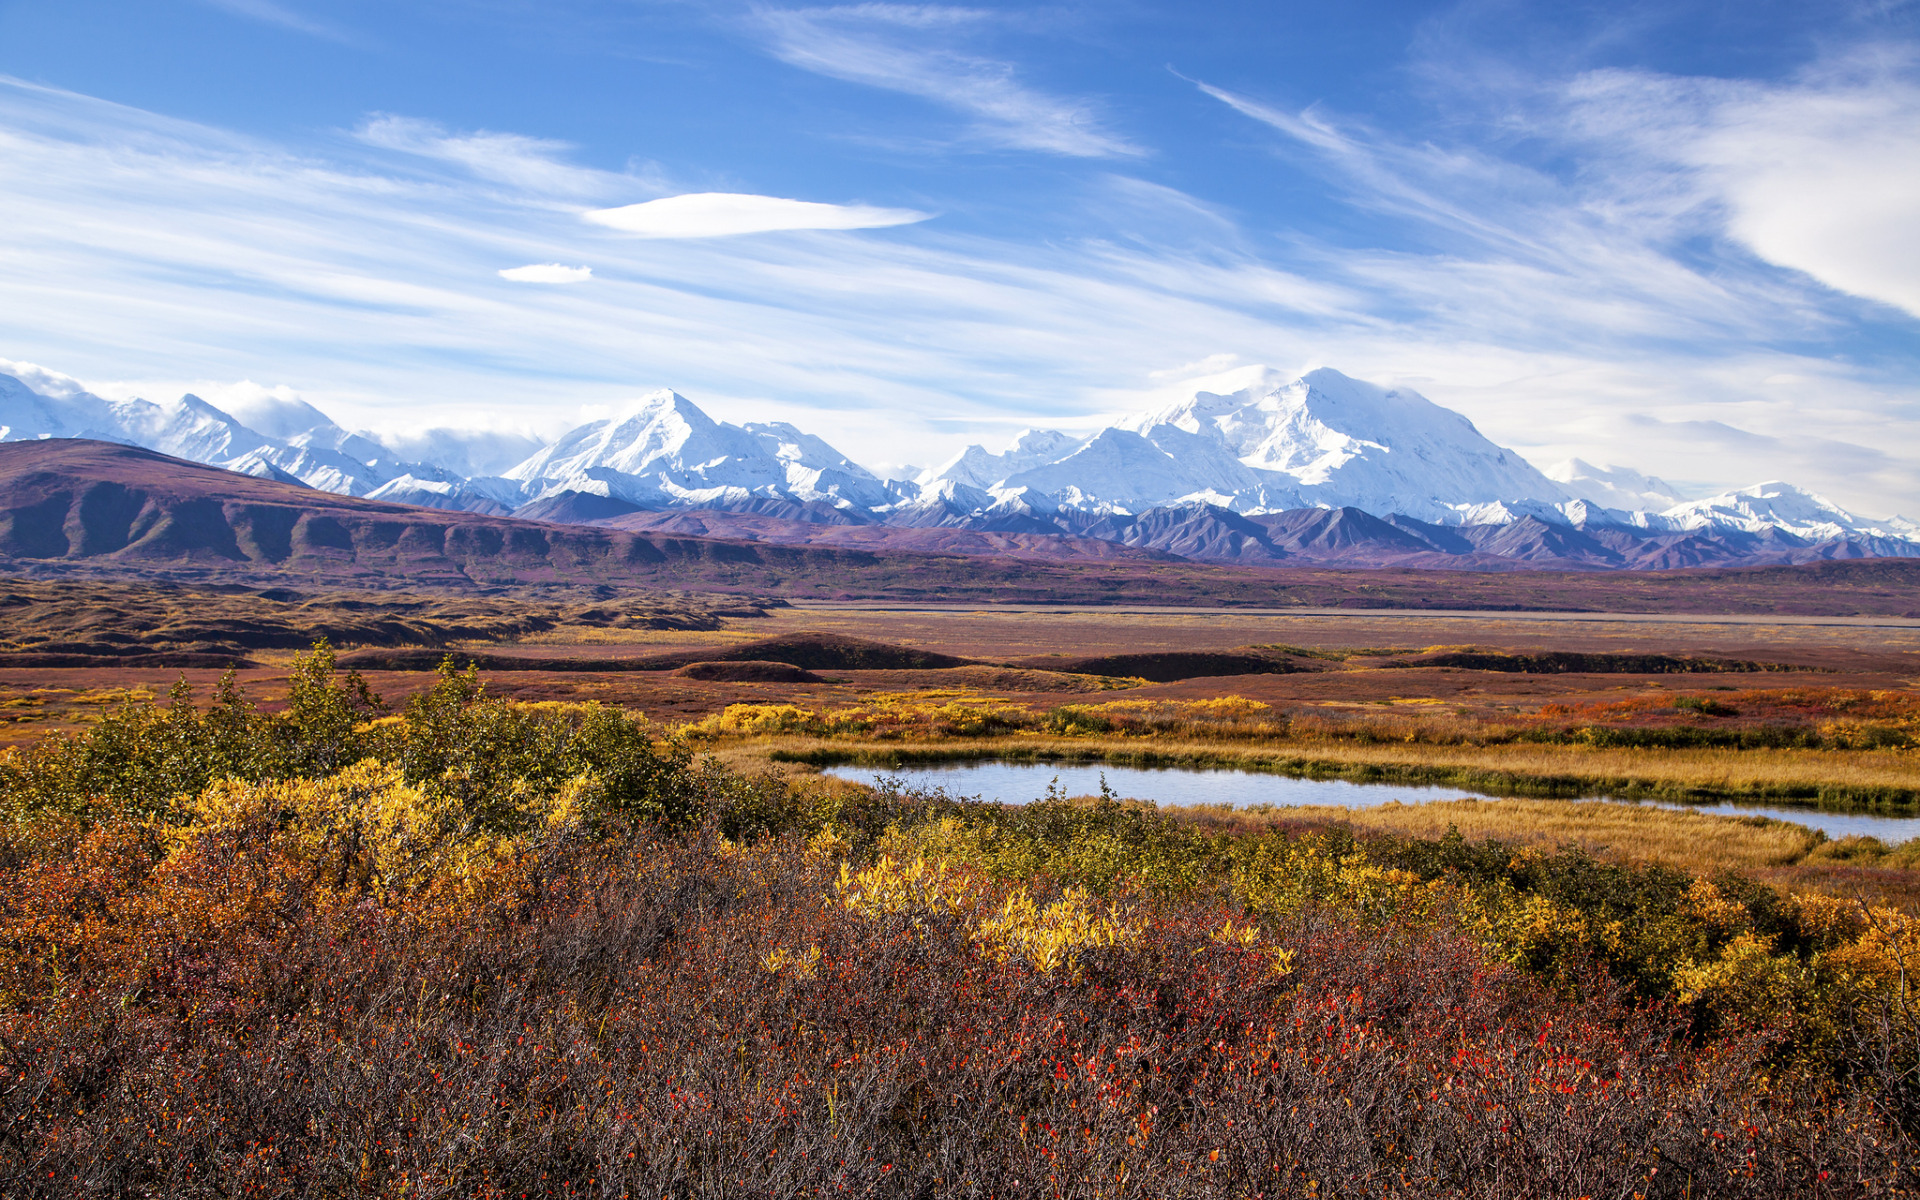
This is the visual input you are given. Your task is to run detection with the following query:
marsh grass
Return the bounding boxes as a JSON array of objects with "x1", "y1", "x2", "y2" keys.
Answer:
[
  {"x1": 1179, "y1": 796, "x2": 1824, "y2": 875},
  {"x1": 1189, "y1": 793, "x2": 1920, "y2": 912},
  {"x1": 755, "y1": 732, "x2": 1920, "y2": 809}
]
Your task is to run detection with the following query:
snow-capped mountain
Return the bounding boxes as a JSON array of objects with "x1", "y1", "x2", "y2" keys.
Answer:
[
  {"x1": 2, "y1": 354, "x2": 1914, "y2": 571},
  {"x1": 505, "y1": 389, "x2": 892, "y2": 511},
  {"x1": 919, "y1": 429, "x2": 1087, "y2": 491},
  {"x1": 1648, "y1": 482, "x2": 1920, "y2": 542},
  {"x1": 1119, "y1": 367, "x2": 1571, "y2": 523},
  {"x1": 0, "y1": 360, "x2": 505, "y2": 503},
  {"x1": 1547, "y1": 458, "x2": 1686, "y2": 513},
  {"x1": 913, "y1": 368, "x2": 1574, "y2": 524}
]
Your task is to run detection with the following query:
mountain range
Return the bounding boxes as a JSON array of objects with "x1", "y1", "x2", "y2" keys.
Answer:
[
  {"x1": 7, "y1": 437, "x2": 1920, "y2": 618},
  {"x1": 3, "y1": 357, "x2": 1914, "y2": 571}
]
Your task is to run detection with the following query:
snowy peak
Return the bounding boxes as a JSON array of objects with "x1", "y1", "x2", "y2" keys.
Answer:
[
  {"x1": 1548, "y1": 459, "x2": 1686, "y2": 513},
  {"x1": 1002, "y1": 425, "x2": 1278, "y2": 513},
  {"x1": 943, "y1": 366, "x2": 1566, "y2": 522},
  {"x1": 919, "y1": 427, "x2": 1088, "y2": 491},
  {"x1": 108, "y1": 393, "x2": 275, "y2": 465},
  {"x1": 509, "y1": 390, "x2": 710, "y2": 479},
  {"x1": 1657, "y1": 482, "x2": 1920, "y2": 542},
  {"x1": 505, "y1": 389, "x2": 885, "y2": 510},
  {"x1": 0, "y1": 359, "x2": 513, "y2": 507},
  {"x1": 740, "y1": 421, "x2": 892, "y2": 509},
  {"x1": 1130, "y1": 367, "x2": 1568, "y2": 519},
  {"x1": 0, "y1": 364, "x2": 126, "y2": 443}
]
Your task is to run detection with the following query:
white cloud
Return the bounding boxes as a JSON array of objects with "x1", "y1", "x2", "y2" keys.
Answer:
[
  {"x1": 584, "y1": 192, "x2": 930, "y2": 238},
  {"x1": 750, "y1": 5, "x2": 1140, "y2": 158},
  {"x1": 0, "y1": 355, "x2": 97, "y2": 400},
  {"x1": 1566, "y1": 65, "x2": 1920, "y2": 320},
  {"x1": 499, "y1": 263, "x2": 594, "y2": 283}
]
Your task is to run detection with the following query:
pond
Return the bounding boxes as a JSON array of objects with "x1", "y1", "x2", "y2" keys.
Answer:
[{"x1": 822, "y1": 760, "x2": 1920, "y2": 845}]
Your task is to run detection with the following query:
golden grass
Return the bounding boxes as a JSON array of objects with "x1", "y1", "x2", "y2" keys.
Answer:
[
  {"x1": 1182, "y1": 796, "x2": 1823, "y2": 875},
  {"x1": 727, "y1": 731, "x2": 1920, "y2": 807}
]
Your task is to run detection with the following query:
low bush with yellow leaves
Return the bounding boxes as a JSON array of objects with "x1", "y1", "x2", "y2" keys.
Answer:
[
  {"x1": 683, "y1": 693, "x2": 1285, "y2": 744},
  {"x1": 831, "y1": 851, "x2": 1140, "y2": 976}
]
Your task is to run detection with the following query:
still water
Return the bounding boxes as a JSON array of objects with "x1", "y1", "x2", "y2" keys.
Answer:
[{"x1": 822, "y1": 760, "x2": 1920, "y2": 845}]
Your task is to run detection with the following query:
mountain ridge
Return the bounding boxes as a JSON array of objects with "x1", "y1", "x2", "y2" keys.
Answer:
[
  {"x1": 3, "y1": 357, "x2": 1914, "y2": 571},
  {"x1": 5, "y1": 437, "x2": 1919, "y2": 617}
]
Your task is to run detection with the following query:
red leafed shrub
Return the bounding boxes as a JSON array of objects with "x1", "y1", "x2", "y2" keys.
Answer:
[
  {"x1": 0, "y1": 648, "x2": 1914, "y2": 1196},
  {"x1": 2, "y1": 829, "x2": 1909, "y2": 1198}
]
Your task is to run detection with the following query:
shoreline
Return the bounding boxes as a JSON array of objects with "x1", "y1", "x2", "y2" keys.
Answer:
[{"x1": 724, "y1": 732, "x2": 1920, "y2": 812}]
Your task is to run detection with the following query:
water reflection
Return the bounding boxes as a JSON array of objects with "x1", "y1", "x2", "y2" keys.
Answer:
[{"x1": 823, "y1": 760, "x2": 1920, "y2": 845}]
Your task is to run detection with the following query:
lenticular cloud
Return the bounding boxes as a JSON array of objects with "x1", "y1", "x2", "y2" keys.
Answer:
[
  {"x1": 498, "y1": 263, "x2": 593, "y2": 283},
  {"x1": 583, "y1": 192, "x2": 929, "y2": 238}
]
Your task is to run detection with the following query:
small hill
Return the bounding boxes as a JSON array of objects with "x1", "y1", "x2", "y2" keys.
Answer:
[
  {"x1": 634, "y1": 633, "x2": 974, "y2": 672},
  {"x1": 670, "y1": 660, "x2": 823, "y2": 683},
  {"x1": 1005, "y1": 649, "x2": 1308, "y2": 683}
]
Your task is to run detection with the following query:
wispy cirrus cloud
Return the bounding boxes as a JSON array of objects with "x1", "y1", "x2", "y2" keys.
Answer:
[
  {"x1": 1563, "y1": 61, "x2": 1920, "y2": 321},
  {"x1": 195, "y1": 0, "x2": 353, "y2": 43},
  {"x1": 1, "y1": 71, "x2": 1917, "y2": 516},
  {"x1": 585, "y1": 192, "x2": 930, "y2": 237},
  {"x1": 1183, "y1": 63, "x2": 1920, "y2": 509},
  {"x1": 749, "y1": 5, "x2": 1140, "y2": 158},
  {"x1": 356, "y1": 115, "x2": 635, "y2": 199},
  {"x1": 1197, "y1": 56, "x2": 1920, "y2": 325}
]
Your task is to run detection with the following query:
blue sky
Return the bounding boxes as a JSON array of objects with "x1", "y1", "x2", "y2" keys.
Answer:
[{"x1": 0, "y1": 0, "x2": 1916, "y2": 512}]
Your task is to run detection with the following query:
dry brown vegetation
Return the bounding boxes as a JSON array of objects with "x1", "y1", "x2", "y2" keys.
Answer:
[
  {"x1": 0, "y1": 577, "x2": 774, "y2": 664},
  {"x1": 1182, "y1": 795, "x2": 1825, "y2": 872},
  {"x1": 1163, "y1": 796, "x2": 1920, "y2": 911}
]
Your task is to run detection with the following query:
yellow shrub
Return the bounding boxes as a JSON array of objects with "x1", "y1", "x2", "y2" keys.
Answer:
[
  {"x1": 762, "y1": 943, "x2": 822, "y2": 980},
  {"x1": 1464, "y1": 885, "x2": 1620, "y2": 981},
  {"x1": 831, "y1": 850, "x2": 1139, "y2": 975},
  {"x1": 173, "y1": 760, "x2": 524, "y2": 908},
  {"x1": 1176, "y1": 696, "x2": 1272, "y2": 720},
  {"x1": 1820, "y1": 909, "x2": 1920, "y2": 991},
  {"x1": 1209, "y1": 919, "x2": 1297, "y2": 976},
  {"x1": 1681, "y1": 878, "x2": 1753, "y2": 934},
  {"x1": 878, "y1": 815, "x2": 1054, "y2": 883},
  {"x1": 833, "y1": 854, "x2": 984, "y2": 921},
  {"x1": 1785, "y1": 890, "x2": 1869, "y2": 944},
  {"x1": 691, "y1": 704, "x2": 820, "y2": 737},
  {"x1": 1233, "y1": 837, "x2": 1431, "y2": 927},
  {"x1": 1673, "y1": 931, "x2": 1805, "y2": 1028},
  {"x1": 972, "y1": 886, "x2": 1141, "y2": 974},
  {"x1": 806, "y1": 825, "x2": 853, "y2": 860}
]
